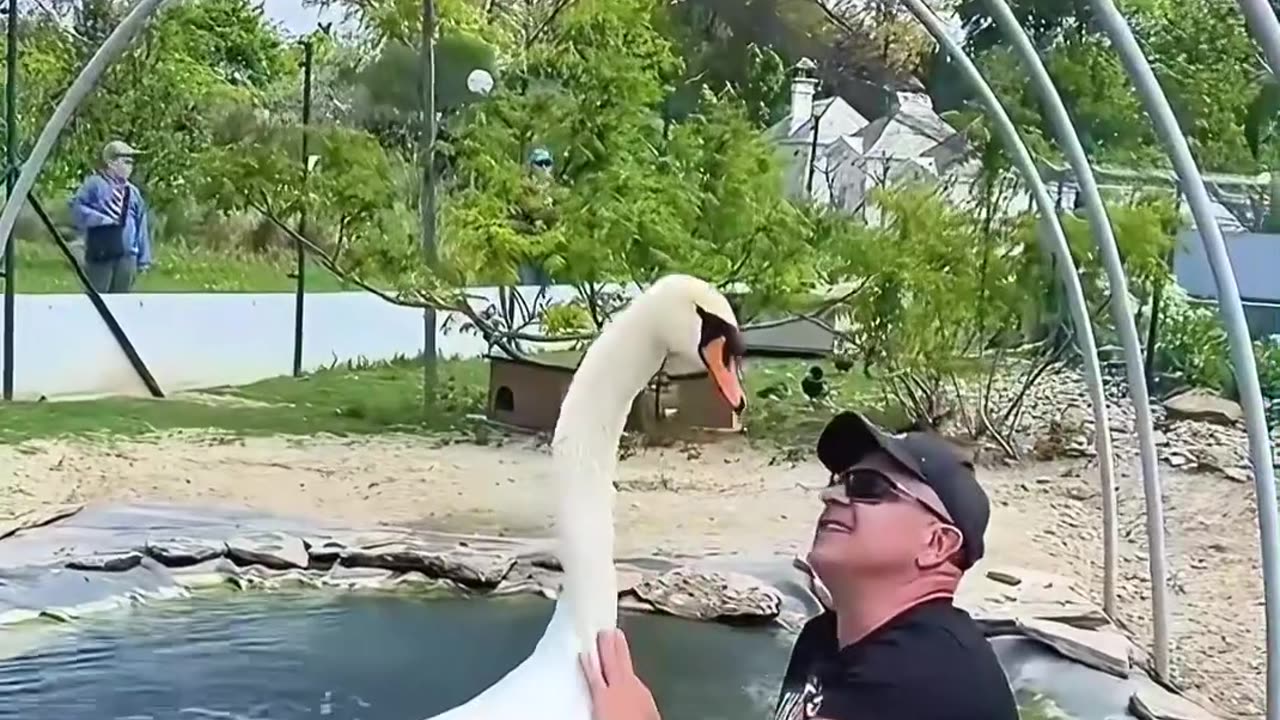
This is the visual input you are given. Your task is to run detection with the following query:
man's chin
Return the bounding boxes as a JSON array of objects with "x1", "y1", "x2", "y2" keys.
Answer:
[{"x1": 805, "y1": 541, "x2": 840, "y2": 575}]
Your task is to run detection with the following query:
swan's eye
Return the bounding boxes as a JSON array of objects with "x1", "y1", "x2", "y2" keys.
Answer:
[{"x1": 695, "y1": 307, "x2": 743, "y2": 357}]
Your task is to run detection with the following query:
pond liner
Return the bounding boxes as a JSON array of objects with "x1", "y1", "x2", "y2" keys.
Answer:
[{"x1": 0, "y1": 501, "x2": 1223, "y2": 720}]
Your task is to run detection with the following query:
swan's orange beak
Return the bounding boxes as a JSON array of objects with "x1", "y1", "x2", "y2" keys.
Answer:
[{"x1": 699, "y1": 336, "x2": 746, "y2": 414}]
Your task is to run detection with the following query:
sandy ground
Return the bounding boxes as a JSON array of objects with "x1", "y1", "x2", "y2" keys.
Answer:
[{"x1": 0, "y1": 433, "x2": 1266, "y2": 718}]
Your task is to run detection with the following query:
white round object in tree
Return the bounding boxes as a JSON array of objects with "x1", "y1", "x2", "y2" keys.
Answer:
[{"x1": 467, "y1": 69, "x2": 494, "y2": 95}]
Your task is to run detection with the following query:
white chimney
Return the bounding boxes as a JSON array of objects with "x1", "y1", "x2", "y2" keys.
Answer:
[
  {"x1": 789, "y1": 58, "x2": 819, "y2": 134},
  {"x1": 895, "y1": 91, "x2": 933, "y2": 113}
]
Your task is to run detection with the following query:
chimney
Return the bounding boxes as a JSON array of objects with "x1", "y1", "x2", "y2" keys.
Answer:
[
  {"x1": 894, "y1": 91, "x2": 933, "y2": 113},
  {"x1": 789, "y1": 58, "x2": 819, "y2": 134}
]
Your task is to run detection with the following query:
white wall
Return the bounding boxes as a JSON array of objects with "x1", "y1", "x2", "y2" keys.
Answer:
[
  {"x1": 1174, "y1": 230, "x2": 1280, "y2": 304},
  {"x1": 0, "y1": 286, "x2": 603, "y2": 401}
]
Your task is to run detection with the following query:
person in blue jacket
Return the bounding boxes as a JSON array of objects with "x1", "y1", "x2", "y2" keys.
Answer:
[{"x1": 69, "y1": 140, "x2": 152, "y2": 293}]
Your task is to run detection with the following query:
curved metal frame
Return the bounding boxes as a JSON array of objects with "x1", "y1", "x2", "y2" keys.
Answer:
[
  {"x1": 1237, "y1": 5, "x2": 1280, "y2": 713},
  {"x1": 980, "y1": 0, "x2": 1170, "y2": 676},
  {"x1": 1238, "y1": 0, "x2": 1280, "y2": 78},
  {"x1": 8, "y1": 0, "x2": 1279, "y2": 712},
  {"x1": 1088, "y1": 0, "x2": 1280, "y2": 715},
  {"x1": 896, "y1": 0, "x2": 1130, "y2": 659}
]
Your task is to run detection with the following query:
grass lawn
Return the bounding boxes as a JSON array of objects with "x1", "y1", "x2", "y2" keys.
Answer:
[
  {"x1": 0, "y1": 357, "x2": 490, "y2": 444},
  {"x1": 10, "y1": 241, "x2": 353, "y2": 293},
  {"x1": 741, "y1": 357, "x2": 907, "y2": 448},
  {"x1": 0, "y1": 355, "x2": 904, "y2": 447}
]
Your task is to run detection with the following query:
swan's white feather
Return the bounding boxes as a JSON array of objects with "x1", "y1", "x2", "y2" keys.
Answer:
[{"x1": 424, "y1": 276, "x2": 726, "y2": 720}]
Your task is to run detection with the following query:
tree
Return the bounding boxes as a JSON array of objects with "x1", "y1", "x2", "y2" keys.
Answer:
[
  {"x1": 4, "y1": 0, "x2": 295, "y2": 215},
  {"x1": 197, "y1": 0, "x2": 825, "y2": 353},
  {"x1": 954, "y1": 0, "x2": 1265, "y2": 173},
  {"x1": 822, "y1": 173, "x2": 1178, "y2": 454},
  {"x1": 437, "y1": 0, "x2": 825, "y2": 329}
]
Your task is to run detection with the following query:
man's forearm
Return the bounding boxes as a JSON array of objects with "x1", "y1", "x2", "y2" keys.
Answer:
[
  {"x1": 70, "y1": 203, "x2": 113, "y2": 229},
  {"x1": 135, "y1": 212, "x2": 151, "y2": 266}
]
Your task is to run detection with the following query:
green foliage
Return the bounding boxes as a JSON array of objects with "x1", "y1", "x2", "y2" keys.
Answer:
[
  {"x1": 958, "y1": 0, "x2": 1266, "y2": 172},
  {"x1": 1056, "y1": 191, "x2": 1179, "y2": 317},
  {"x1": 1154, "y1": 284, "x2": 1231, "y2": 392},
  {"x1": 541, "y1": 302, "x2": 594, "y2": 338},
  {"x1": 1154, "y1": 284, "x2": 1280, "y2": 415},
  {"x1": 428, "y1": 0, "x2": 822, "y2": 312},
  {"x1": 827, "y1": 180, "x2": 1183, "y2": 439},
  {"x1": 15, "y1": 0, "x2": 293, "y2": 210}
]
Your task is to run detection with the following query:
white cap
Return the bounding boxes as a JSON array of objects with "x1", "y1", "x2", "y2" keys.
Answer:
[{"x1": 102, "y1": 140, "x2": 142, "y2": 162}]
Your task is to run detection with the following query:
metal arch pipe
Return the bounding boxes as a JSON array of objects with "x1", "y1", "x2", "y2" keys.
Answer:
[
  {"x1": 894, "y1": 0, "x2": 1130, "y2": 671},
  {"x1": 981, "y1": 0, "x2": 1169, "y2": 666},
  {"x1": 0, "y1": 0, "x2": 169, "y2": 260},
  {"x1": 1090, "y1": 1, "x2": 1280, "y2": 715},
  {"x1": 1237, "y1": 0, "x2": 1280, "y2": 77}
]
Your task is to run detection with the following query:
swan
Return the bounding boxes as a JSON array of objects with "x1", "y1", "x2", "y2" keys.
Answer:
[{"x1": 428, "y1": 274, "x2": 747, "y2": 720}]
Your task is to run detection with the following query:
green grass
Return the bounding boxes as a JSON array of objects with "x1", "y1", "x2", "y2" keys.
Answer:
[
  {"x1": 0, "y1": 356, "x2": 490, "y2": 444},
  {"x1": 741, "y1": 357, "x2": 905, "y2": 450},
  {"x1": 0, "y1": 355, "x2": 902, "y2": 447},
  {"x1": 10, "y1": 241, "x2": 354, "y2": 293}
]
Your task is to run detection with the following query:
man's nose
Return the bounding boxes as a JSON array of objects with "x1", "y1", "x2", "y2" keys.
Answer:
[{"x1": 819, "y1": 484, "x2": 850, "y2": 505}]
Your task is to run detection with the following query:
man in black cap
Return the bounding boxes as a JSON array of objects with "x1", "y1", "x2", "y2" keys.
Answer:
[
  {"x1": 769, "y1": 410, "x2": 1018, "y2": 719},
  {"x1": 579, "y1": 411, "x2": 1019, "y2": 720}
]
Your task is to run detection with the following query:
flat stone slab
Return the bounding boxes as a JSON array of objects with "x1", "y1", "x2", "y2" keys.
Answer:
[
  {"x1": 0, "y1": 504, "x2": 83, "y2": 542},
  {"x1": 633, "y1": 567, "x2": 782, "y2": 622},
  {"x1": 66, "y1": 550, "x2": 145, "y2": 572},
  {"x1": 339, "y1": 542, "x2": 517, "y2": 588},
  {"x1": 227, "y1": 532, "x2": 309, "y2": 570},
  {"x1": 304, "y1": 531, "x2": 409, "y2": 564},
  {"x1": 143, "y1": 537, "x2": 226, "y2": 566},
  {"x1": 169, "y1": 557, "x2": 242, "y2": 589},
  {"x1": 1018, "y1": 617, "x2": 1133, "y2": 678},
  {"x1": 1130, "y1": 680, "x2": 1224, "y2": 720}
]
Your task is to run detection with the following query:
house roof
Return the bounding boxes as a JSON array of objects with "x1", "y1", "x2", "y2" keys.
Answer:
[
  {"x1": 768, "y1": 97, "x2": 869, "y2": 143},
  {"x1": 854, "y1": 105, "x2": 959, "y2": 159}
]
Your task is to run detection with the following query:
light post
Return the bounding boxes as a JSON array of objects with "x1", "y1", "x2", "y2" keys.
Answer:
[{"x1": 3, "y1": 0, "x2": 18, "y2": 400}]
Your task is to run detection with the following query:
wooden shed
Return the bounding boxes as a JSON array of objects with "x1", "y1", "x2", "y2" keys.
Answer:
[{"x1": 485, "y1": 350, "x2": 741, "y2": 434}]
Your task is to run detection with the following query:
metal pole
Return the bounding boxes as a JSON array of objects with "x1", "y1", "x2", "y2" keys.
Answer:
[
  {"x1": 897, "y1": 0, "x2": 1125, "y2": 663},
  {"x1": 27, "y1": 191, "x2": 164, "y2": 398},
  {"x1": 1238, "y1": 0, "x2": 1280, "y2": 78},
  {"x1": 983, "y1": 0, "x2": 1169, "y2": 645},
  {"x1": 1092, "y1": 1, "x2": 1280, "y2": 713},
  {"x1": 420, "y1": 0, "x2": 438, "y2": 409},
  {"x1": 3, "y1": 0, "x2": 18, "y2": 400},
  {"x1": 293, "y1": 38, "x2": 313, "y2": 378}
]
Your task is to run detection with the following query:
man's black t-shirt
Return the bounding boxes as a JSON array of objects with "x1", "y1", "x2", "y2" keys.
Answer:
[{"x1": 773, "y1": 599, "x2": 1018, "y2": 720}]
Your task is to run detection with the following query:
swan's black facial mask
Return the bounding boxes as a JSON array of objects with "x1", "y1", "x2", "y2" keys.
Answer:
[{"x1": 696, "y1": 307, "x2": 747, "y2": 413}]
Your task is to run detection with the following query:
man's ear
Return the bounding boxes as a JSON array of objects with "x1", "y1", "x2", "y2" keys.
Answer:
[{"x1": 917, "y1": 525, "x2": 964, "y2": 570}]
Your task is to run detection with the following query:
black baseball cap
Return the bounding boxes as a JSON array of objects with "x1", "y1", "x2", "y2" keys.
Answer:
[{"x1": 816, "y1": 411, "x2": 989, "y2": 569}]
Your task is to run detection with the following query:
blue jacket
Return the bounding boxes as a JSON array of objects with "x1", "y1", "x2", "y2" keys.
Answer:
[{"x1": 69, "y1": 173, "x2": 152, "y2": 267}]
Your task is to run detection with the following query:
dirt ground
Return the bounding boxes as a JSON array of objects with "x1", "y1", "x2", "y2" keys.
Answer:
[{"x1": 0, "y1": 432, "x2": 1265, "y2": 718}]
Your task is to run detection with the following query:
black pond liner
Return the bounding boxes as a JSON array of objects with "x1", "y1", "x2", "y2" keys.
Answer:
[{"x1": 0, "y1": 503, "x2": 1218, "y2": 720}]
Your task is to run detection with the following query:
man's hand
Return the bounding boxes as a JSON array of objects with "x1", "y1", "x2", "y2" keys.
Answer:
[{"x1": 579, "y1": 628, "x2": 660, "y2": 720}]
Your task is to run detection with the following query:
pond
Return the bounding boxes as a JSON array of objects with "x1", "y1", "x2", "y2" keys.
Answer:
[{"x1": 0, "y1": 590, "x2": 794, "y2": 720}]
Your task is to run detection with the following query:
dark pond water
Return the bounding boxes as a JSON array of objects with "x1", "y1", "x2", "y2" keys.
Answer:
[{"x1": 0, "y1": 590, "x2": 794, "y2": 720}]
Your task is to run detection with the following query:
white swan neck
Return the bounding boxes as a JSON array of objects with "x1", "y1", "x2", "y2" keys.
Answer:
[{"x1": 552, "y1": 300, "x2": 665, "y2": 654}]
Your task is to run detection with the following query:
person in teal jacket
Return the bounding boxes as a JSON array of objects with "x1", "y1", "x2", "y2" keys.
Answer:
[{"x1": 69, "y1": 140, "x2": 152, "y2": 293}]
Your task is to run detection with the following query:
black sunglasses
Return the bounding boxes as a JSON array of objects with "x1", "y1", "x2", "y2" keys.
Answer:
[{"x1": 828, "y1": 469, "x2": 953, "y2": 527}]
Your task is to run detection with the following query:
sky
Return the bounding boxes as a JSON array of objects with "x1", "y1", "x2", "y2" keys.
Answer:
[{"x1": 258, "y1": 0, "x2": 348, "y2": 38}]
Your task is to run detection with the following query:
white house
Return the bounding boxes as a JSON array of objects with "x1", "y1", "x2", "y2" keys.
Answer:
[{"x1": 768, "y1": 59, "x2": 974, "y2": 218}]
